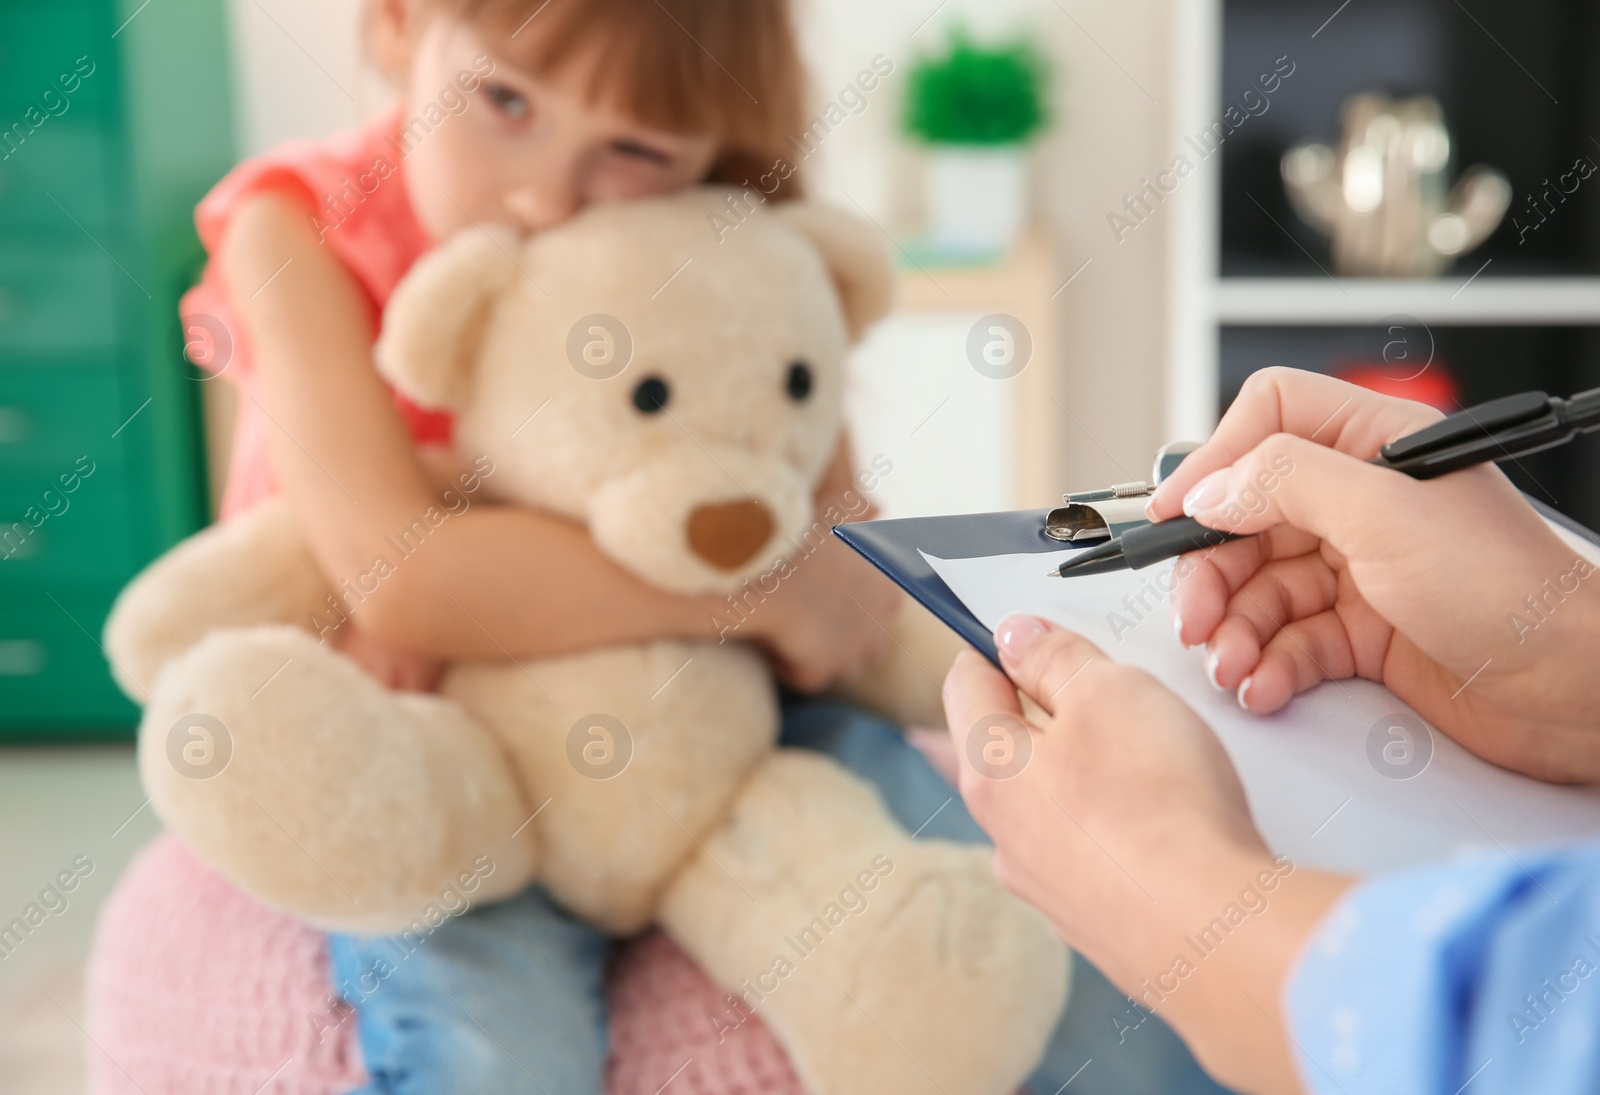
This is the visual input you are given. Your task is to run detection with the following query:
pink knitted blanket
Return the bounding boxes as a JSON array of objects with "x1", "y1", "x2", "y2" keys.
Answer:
[{"x1": 85, "y1": 835, "x2": 804, "y2": 1094}]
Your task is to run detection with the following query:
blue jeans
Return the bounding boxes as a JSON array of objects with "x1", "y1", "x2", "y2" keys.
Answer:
[{"x1": 332, "y1": 700, "x2": 1234, "y2": 1095}]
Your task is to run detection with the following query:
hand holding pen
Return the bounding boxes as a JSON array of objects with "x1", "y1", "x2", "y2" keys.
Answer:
[
  {"x1": 1055, "y1": 380, "x2": 1600, "y2": 577},
  {"x1": 1081, "y1": 368, "x2": 1600, "y2": 782}
]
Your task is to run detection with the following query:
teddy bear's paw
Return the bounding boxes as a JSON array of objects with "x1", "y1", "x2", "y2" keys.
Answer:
[
  {"x1": 103, "y1": 496, "x2": 329, "y2": 699},
  {"x1": 138, "y1": 625, "x2": 540, "y2": 933},
  {"x1": 817, "y1": 844, "x2": 1070, "y2": 1095}
]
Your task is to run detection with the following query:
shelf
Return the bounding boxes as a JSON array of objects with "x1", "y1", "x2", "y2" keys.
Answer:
[
  {"x1": 1214, "y1": 276, "x2": 1600, "y2": 327},
  {"x1": 894, "y1": 230, "x2": 1055, "y2": 312}
]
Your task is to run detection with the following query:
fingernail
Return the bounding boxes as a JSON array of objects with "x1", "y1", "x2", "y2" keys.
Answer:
[
  {"x1": 996, "y1": 614, "x2": 1048, "y2": 663},
  {"x1": 1172, "y1": 612, "x2": 1186, "y2": 645},
  {"x1": 1144, "y1": 497, "x2": 1159, "y2": 521},
  {"x1": 1148, "y1": 476, "x2": 1176, "y2": 510},
  {"x1": 1206, "y1": 650, "x2": 1224, "y2": 691},
  {"x1": 1237, "y1": 676, "x2": 1254, "y2": 710},
  {"x1": 1182, "y1": 469, "x2": 1230, "y2": 517}
]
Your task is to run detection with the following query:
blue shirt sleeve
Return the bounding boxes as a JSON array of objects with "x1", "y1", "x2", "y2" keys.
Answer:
[{"x1": 1287, "y1": 842, "x2": 1600, "y2": 1095}]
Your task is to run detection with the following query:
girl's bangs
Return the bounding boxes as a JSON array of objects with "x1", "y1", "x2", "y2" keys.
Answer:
[{"x1": 448, "y1": 0, "x2": 803, "y2": 152}]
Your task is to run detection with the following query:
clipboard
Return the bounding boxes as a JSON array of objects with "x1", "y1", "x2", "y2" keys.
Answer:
[
  {"x1": 833, "y1": 509, "x2": 1058, "y2": 666},
  {"x1": 835, "y1": 497, "x2": 1600, "y2": 874},
  {"x1": 835, "y1": 497, "x2": 1600, "y2": 667}
]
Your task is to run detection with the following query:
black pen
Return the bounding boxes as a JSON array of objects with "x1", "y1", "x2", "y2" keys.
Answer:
[{"x1": 1051, "y1": 385, "x2": 1600, "y2": 578}]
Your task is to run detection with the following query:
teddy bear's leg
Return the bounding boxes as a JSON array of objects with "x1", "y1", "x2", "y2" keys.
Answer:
[
  {"x1": 104, "y1": 498, "x2": 333, "y2": 699},
  {"x1": 446, "y1": 639, "x2": 779, "y2": 935},
  {"x1": 656, "y1": 749, "x2": 1069, "y2": 1095},
  {"x1": 138, "y1": 625, "x2": 540, "y2": 934}
]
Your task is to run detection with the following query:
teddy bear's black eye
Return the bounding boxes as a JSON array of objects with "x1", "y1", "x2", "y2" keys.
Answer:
[
  {"x1": 786, "y1": 360, "x2": 813, "y2": 402},
  {"x1": 632, "y1": 376, "x2": 670, "y2": 413}
]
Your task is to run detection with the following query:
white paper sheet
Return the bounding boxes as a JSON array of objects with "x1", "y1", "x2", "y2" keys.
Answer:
[{"x1": 922, "y1": 518, "x2": 1600, "y2": 875}]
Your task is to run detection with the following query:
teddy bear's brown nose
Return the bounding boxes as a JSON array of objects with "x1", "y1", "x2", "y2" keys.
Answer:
[{"x1": 687, "y1": 499, "x2": 775, "y2": 571}]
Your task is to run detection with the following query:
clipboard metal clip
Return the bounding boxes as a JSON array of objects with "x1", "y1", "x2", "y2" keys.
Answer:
[{"x1": 1044, "y1": 440, "x2": 1200, "y2": 544}]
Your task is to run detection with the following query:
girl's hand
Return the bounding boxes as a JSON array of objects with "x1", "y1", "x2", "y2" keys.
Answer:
[
  {"x1": 747, "y1": 437, "x2": 898, "y2": 692},
  {"x1": 1149, "y1": 368, "x2": 1600, "y2": 784},
  {"x1": 332, "y1": 623, "x2": 446, "y2": 693},
  {"x1": 754, "y1": 541, "x2": 898, "y2": 692},
  {"x1": 944, "y1": 615, "x2": 1350, "y2": 1095}
]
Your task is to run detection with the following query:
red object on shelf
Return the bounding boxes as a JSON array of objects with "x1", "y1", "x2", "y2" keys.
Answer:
[{"x1": 1334, "y1": 361, "x2": 1462, "y2": 412}]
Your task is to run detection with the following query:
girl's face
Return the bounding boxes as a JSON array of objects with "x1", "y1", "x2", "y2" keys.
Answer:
[{"x1": 388, "y1": 14, "x2": 720, "y2": 241}]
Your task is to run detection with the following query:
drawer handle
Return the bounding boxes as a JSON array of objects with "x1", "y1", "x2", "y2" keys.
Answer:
[
  {"x1": 0, "y1": 406, "x2": 29, "y2": 443},
  {"x1": 0, "y1": 521, "x2": 42, "y2": 560},
  {"x1": 0, "y1": 639, "x2": 46, "y2": 677}
]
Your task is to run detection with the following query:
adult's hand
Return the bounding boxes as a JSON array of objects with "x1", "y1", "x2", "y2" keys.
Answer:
[
  {"x1": 1148, "y1": 368, "x2": 1600, "y2": 783},
  {"x1": 944, "y1": 614, "x2": 1351, "y2": 1095}
]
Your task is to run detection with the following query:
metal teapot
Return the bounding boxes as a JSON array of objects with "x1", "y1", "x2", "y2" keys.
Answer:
[{"x1": 1281, "y1": 92, "x2": 1511, "y2": 277}]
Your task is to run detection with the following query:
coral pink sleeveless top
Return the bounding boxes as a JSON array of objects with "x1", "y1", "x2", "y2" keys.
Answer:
[{"x1": 180, "y1": 110, "x2": 451, "y2": 520}]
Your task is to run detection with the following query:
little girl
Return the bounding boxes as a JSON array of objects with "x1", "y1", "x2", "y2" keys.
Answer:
[{"x1": 180, "y1": 0, "x2": 1218, "y2": 1091}]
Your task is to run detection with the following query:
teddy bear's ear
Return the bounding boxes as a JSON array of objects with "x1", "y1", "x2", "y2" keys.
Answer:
[
  {"x1": 374, "y1": 226, "x2": 524, "y2": 410},
  {"x1": 772, "y1": 203, "x2": 895, "y2": 341}
]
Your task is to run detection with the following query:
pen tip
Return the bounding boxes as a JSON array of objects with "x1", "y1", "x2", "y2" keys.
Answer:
[{"x1": 1052, "y1": 537, "x2": 1124, "y2": 577}]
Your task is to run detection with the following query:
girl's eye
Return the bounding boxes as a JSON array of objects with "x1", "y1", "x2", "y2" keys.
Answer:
[
  {"x1": 611, "y1": 139, "x2": 670, "y2": 166},
  {"x1": 785, "y1": 360, "x2": 813, "y2": 401},
  {"x1": 632, "y1": 376, "x2": 670, "y2": 413},
  {"x1": 483, "y1": 82, "x2": 530, "y2": 120}
]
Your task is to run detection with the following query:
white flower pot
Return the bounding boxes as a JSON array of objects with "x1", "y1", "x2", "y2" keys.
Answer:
[{"x1": 925, "y1": 146, "x2": 1030, "y2": 256}]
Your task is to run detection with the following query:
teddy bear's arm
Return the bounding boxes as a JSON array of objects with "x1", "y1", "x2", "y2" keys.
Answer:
[{"x1": 104, "y1": 497, "x2": 333, "y2": 699}]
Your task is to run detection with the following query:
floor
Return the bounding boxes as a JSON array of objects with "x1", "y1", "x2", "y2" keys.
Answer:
[{"x1": 0, "y1": 745, "x2": 162, "y2": 1093}]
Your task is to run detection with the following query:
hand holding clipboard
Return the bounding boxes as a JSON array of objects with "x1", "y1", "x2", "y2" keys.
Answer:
[{"x1": 834, "y1": 369, "x2": 1600, "y2": 872}]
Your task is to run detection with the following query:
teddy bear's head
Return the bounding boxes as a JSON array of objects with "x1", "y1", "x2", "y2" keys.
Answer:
[{"x1": 375, "y1": 189, "x2": 892, "y2": 595}]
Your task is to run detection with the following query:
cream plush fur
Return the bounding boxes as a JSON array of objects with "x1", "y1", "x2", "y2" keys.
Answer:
[{"x1": 105, "y1": 190, "x2": 1068, "y2": 1095}]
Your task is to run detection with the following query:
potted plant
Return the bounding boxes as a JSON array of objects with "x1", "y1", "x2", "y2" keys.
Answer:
[{"x1": 903, "y1": 29, "x2": 1050, "y2": 257}]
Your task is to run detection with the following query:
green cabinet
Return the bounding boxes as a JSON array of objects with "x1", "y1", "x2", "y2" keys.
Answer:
[{"x1": 0, "y1": 0, "x2": 234, "y2": 738}]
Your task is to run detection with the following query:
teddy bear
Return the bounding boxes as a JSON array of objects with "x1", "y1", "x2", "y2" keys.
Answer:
[{"x1": 103, "y1": 188, "x2": 1069, "y2": 1095}]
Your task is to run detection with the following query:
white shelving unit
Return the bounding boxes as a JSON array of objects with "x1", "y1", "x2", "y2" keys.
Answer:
[
  {"x1": 1215, "y1": 277, "x2": 1600, "y2": 326},
  {"x1": 1160, "y1": 0, "x2": 1600, "y2": 444},
  {"x1": 1164, "y1": 0, "x2": 1225, "y2": 444}
]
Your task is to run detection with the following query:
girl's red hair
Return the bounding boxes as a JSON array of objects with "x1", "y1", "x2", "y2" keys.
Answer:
[{"x1": 439, "y1": 0, "x2": 806, "y2": 197}]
